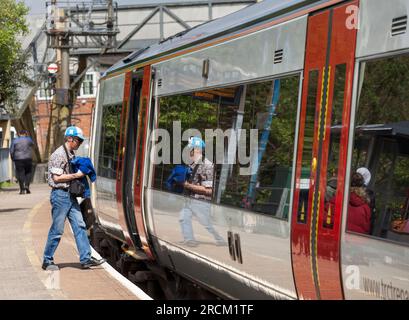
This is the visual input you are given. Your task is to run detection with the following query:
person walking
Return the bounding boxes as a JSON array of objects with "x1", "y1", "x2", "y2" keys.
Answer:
[
  {"x1": 42, "y1": 126, "x2": 105, "y2": 271},
  {"x1": 10, "y1": 130, "x2": 34, "y2": 194}
]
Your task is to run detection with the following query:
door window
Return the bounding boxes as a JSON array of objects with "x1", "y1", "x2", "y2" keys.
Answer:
[{"x1": 346, "y1": 54, "x2": 409, "y2": 244}]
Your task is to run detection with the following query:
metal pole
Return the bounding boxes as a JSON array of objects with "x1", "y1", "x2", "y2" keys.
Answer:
[
  {"x1": 159, "y1": 6, "x2": 164, "y2": 41},
  {"x1": 107, "y1": 0, "x2": 114, "y2": 46},
  {"x1": 48, "y1": 4, "x2": 71, "y2": 154},
  {"x1": 58, "y1": 39, "x2": 71, "y2": 145}
]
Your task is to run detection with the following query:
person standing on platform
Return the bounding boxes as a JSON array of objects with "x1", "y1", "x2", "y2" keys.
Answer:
[
  {"x1": 10, "y1": 130, "x2": 34, "y2": 194},
  {"x1": 42, "y1": 126, "x2": 105, "y2": 271}
]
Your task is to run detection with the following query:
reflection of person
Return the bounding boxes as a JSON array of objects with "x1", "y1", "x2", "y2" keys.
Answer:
[
  {"x1": 347, "y1": 172, "x2": 371, "y2": 234},
  {"x1": 179, "y1": 137, "x2": 226, "y2": 247},
  {"x1": 10, "y1": 130, "x2": 34, "y2": 194},
  {"x1": 42, "y1": 126, "x2": 105, "y2": 270},
  {"x1": 357, "y1": 167, "x2": 376, "y2": 234},
  {"x1": 325, "y1": 177, "x2": 337, "y2": 202},
  {"x1": 323, "y1": 177, "x2": 337, "y2": 229}
]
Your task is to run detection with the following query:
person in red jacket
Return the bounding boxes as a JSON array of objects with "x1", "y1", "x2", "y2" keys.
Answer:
[{"x1": 347, "y1": 172, "x2": 371, "y2": 234}]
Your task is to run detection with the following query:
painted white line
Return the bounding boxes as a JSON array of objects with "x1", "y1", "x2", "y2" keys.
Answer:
[
  {"x1": 67, "y1": 224, "x2": 152, "y2": 300},
  {"x1": 90, "y1": 246, "x2": 153, "y2": 300}
]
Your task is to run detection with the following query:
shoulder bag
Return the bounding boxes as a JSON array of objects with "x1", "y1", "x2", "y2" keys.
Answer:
[{"x1": 63, "y1": 144, "x2": 85, "y2": 197}]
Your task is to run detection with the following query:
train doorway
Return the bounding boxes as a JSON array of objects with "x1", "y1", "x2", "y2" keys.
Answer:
[
  {"x1": 121, "y1": 74, "x2": 143, "y2": 248},
  {"x1": 291, "y1": 0, "x2": 358, "y2": 299}
]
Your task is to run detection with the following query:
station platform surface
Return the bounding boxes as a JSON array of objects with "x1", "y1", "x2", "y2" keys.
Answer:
[{"x1": 0, "y1": 183, "x2": 148, "y2": 300}]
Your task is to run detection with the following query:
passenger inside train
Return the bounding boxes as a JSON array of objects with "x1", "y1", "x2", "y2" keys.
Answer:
[
  {"x1": 346, "y1": 54, "x2": 409, "y2": 243},
  {"x1": 347, "y1": 172, "x2": 371, "y2": 234}
]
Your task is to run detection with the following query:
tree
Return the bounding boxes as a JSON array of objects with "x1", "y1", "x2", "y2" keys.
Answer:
[{"x1": 0, "y1": 0, "x2": 31, "y2": 113}]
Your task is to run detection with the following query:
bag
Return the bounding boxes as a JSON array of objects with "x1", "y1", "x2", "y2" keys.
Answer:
[
  {"x1": 166, "y1": 165, "x2": 192, "y2": 193},
  {"x1": 63, "y1": 144, "x2": 85, "y2": 197},
  {"x1": 69, "y1": 179, "x2": 85, "y2": 197}
]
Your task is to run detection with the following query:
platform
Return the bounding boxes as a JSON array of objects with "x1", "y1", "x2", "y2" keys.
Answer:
[{"x1": 0, "y1": 183, "x2": 149, "y2": 300}]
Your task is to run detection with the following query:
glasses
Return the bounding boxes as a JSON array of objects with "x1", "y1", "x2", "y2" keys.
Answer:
[{"x1": 73, "y1": 138, "x2": 83, "y2": 144}]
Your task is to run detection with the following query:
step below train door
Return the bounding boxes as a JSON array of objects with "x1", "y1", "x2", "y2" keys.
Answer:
[{"x1": 291, "y1": 1, "x2": 358, "y2": 299}]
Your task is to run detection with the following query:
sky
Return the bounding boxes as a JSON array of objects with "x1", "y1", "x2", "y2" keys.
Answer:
[{"x1": 22, "y1": 0, "x2": 142, "y2": 15}]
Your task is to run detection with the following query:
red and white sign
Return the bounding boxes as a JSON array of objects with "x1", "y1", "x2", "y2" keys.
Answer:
[{"x1": 47, "y1": 63, "x2": 58, "y2": 74}]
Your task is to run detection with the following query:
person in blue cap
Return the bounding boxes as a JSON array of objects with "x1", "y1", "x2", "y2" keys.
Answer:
[
  {"x1": 178, "y1": 136, "x2": 227, "y2": 247},
  {"x1": 42, "y1": 125, "x2": 105, "y2": 270}
]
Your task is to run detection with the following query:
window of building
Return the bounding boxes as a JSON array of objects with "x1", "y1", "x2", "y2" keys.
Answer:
[
  {"x1": 83, "y1": 74, "x2": 94, "y2": 95},
  {"x1": 80, "y1": 73, "x2": 97, "y2": 97},
  {"x1": 346, "y1": 54, "x2": 409, "y2": 245},
  {"x1": 37, "y1": 81, "x2": 53, "y2": 100}
]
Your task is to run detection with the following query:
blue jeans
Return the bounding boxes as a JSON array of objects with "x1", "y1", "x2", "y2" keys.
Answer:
[
  {"x1": 43, "y1": 189, "x2": 91, "y2": 264},
  {"x1": 179, "y1": 199, "x2": 224, "y2": 242}
]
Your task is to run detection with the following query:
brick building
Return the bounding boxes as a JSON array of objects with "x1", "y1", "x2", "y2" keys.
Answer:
[{"x1": 34, "y1": 71, "x2": 99, "y2": 158}]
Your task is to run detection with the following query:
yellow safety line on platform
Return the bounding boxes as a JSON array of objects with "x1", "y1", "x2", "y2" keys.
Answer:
[{"x1": 23, "y1": 199, "x2": 66, "y2": 299}]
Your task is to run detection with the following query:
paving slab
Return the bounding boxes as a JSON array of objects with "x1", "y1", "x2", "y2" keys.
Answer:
[{"x1": 0, "y1": 184, "x2": 145, "y2": 300}]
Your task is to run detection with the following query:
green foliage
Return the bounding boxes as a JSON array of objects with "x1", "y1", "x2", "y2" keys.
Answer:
[
  {"x1": 98, "y1": 104, "x2": 122, "y2": 179},
  {"x1": 0, "y1": 0, "x2": 30, "y2": 111}
]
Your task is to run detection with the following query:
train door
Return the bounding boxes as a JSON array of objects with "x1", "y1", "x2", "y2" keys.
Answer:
[
  {"x1": 291, "y1": 1, "x2": 358, "y2": 299},
  {"x1": 119, "y1": 72, "x2": 143, "y2": 249},
  {"x1": 133, "y1": 66, "x2": 155, "y2": 259}
]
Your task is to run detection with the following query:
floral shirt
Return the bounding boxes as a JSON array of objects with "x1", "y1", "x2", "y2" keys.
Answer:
[
  {"x1": 48, "y1": 145, "x2": 74, "y2": 188},
  {"x1": 189, "y1": 158, "x2": 214, "y2": 201}
]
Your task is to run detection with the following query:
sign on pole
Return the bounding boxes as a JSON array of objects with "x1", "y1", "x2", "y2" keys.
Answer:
[{"x1": 47, "y1": 63, "x2": 58, "y2": 74}]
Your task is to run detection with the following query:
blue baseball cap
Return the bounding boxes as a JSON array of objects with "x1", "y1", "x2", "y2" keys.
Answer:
[
  {"x1": 65, "y1": 126, "x2": 85, "y2": 141},
  {"x1": 188, "y1": 136, "x2": 205, "y2": 150}
]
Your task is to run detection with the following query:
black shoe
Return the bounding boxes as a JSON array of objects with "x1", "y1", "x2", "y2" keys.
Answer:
[
  {"x1": 81, "y1": 257, "x2": 106, "y2": 269},
  {"x1": 42, "y1": 261, "x2": 59, "y2": 271},
  {"x1": 25, "y1": 188, "x2": 31, "y2": 194},
  {"x1": 19, "y1": 189, "x2": 25, "y2": 195}
]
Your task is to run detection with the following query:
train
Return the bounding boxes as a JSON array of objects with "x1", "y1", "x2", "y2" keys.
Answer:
[{"x1": 85, "y1": 0, "x2": 409, "y2": 299}]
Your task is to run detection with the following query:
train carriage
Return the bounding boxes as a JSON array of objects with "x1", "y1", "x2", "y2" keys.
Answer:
[{"x1": 89, "y1": 0, "x2": 409, "y2": 299}]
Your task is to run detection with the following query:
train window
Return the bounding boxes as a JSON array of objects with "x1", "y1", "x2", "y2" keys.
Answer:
[
  {"x1": 97, "y1": 103, "x2": 123, "y2": 179},
  {"x1": 152, "y1": 75, "x2": 300, "y2": 217},
  {"x1": 295, "y1": 70, "x2": 319, "y2": 224},
  {"x1": 302, "y1": 70, "x2": 319, "y2": 167},
  {"x1": 215, "y1": 76, "x2": 300, "y2": 218},
  {"x1": 152, "y1": 93, "x2": 219, "y2": 194},
  {"x1": 347, "y1": 54, "x2": 409, "y2": 245}
]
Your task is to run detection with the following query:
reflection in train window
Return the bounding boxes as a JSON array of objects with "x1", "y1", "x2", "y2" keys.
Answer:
[
  {"x1": 347, "y1": 54, "x2": 409, "y2": 244},
  {"x1": 97, "y1": 103, "x2": 122, "y2": 179},
  {"x1": 215, "y1": 76, "x2": 300, "y2": 218},
  {"x1": 152, "y1": 93, "x2": 219, "y2": 194},
  {"x1": 152, "y1": 76, "x2": 300, "y2": 218},
  {"x1": 324, "y1": 64, "x2": 346, "y2": 229}
]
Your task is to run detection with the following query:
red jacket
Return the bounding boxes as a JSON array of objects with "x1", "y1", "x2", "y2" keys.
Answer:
[{"x1": 347, "y1": 192, "x2": 371, "y2": 234}]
